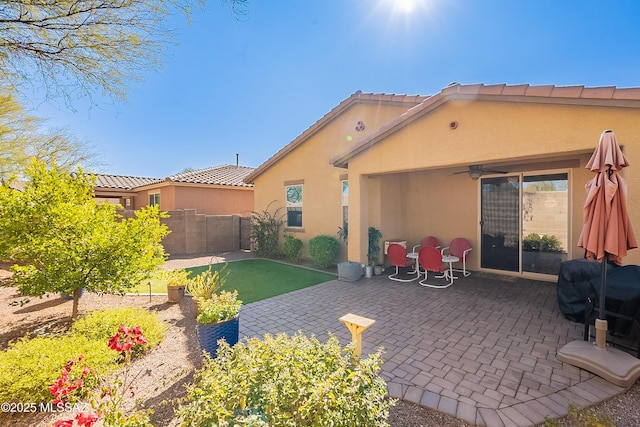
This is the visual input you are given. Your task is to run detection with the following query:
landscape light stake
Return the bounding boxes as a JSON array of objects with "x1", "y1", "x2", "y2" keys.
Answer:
[{"x1": 339, "y1": 313, "x2": 375, "y2": 360}]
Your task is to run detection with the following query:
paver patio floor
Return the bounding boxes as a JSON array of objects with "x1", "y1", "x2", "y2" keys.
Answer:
[{"x1": 239, "y1": 271, "x2": 629, "y2": 427}]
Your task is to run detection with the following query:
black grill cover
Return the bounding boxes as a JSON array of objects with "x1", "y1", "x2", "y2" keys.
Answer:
[
  {"x1": 558, "y1": 258, "x2": 640, "y2": 326},
  {"x1": 557, "y1": 259, "x2": 614, "y2": 322}
]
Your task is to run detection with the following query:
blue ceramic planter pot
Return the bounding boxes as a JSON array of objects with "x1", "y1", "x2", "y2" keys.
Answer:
[{"x1": 197, "y1": 315, "x2": 240, "y2": 357}]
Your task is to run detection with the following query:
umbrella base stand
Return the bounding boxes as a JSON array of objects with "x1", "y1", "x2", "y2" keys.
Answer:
[{"x1": 557, "y1": 335, "x2": 640, "y2": 388}]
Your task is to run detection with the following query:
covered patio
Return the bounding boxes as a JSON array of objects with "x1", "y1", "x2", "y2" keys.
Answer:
[
  {"x1": 345, "y1": 157, "x2": 594, "y2": 283},
  {"x1": 239, "y1": 272, "x2": 627, "y2": 427}
]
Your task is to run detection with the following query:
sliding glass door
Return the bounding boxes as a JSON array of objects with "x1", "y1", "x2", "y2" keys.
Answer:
[
  {"x1": 480, "y1": 172, "x2": 569, "y2": 276},
  {"x1": 480, "y1": 176, "x2": 520, "y2": 272},
  {"x1": 521, "y1": 174, "x2": 569, "y2": 275}
]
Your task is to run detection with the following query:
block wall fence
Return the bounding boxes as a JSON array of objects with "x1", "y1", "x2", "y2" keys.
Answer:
[{"x1": 122, "y1": 209, "x2": 251, "y2": 256}]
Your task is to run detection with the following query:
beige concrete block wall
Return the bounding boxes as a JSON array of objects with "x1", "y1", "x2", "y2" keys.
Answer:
[
  {"x1": 119, "y1": 209, "x2": 249, "y2": 256},
  {"x1": 206, "y1": 215, "x2": 237, "y2": 253},
  {"x1": 522, "y1": 191, "x2": 569, "y2": 251},
  {"x1": 162, "y1": 210, "x2": 187, "y2": 255},
  {"x1": 162, "y1": 210, "x2": 251, "y2": 256}
]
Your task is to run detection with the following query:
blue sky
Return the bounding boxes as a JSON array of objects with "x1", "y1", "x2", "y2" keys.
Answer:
[{"x1": 26, "y1": 0, "x2": 640, "y2": 178}]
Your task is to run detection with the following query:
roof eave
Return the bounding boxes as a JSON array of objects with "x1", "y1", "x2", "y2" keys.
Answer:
[
  {"x1": 331, "y1": 84, "x2": 640, "y2": 168},
  {"x1": 244, "y1": 91, "x2": 427, "y2": 183},
  {"x1": 330, "y1": 94, "x2": 445, "y2": 168}
]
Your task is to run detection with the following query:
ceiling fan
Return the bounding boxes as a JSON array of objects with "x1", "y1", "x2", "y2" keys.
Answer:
[{"x1": 454, "y1": 164, "x2": 508, "y2": 180}]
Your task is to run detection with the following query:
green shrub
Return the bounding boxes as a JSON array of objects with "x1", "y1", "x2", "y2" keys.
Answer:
[
  {"x1": 282, "y1": 234, "x2": 303, "y2": 263},
  {"x1": 179, "y1": 332, "x2": 393, "y2": 426},
  {"x1": 0, "y1": 307, "x2": 166, "y2": 405},
  {"x1": 71, "y1": 307, "x2": 166, "y2": 357},
  {"x1": 308, "y1": 235, "x2": 340, "y2": 268},
  {"x1": 522, "y1": 233, "x2": 563, "y2": 252},
  {"x1": 196, "y1": 290, "x2": 242, "y2": 324},
  {"x1": 0, "y1": 334, "x2": 117, "y2": 404}
]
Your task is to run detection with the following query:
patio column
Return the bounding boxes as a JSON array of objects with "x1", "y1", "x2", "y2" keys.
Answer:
[{"x1": 348, "y1": 174, "x2": 370, "y2": 264}]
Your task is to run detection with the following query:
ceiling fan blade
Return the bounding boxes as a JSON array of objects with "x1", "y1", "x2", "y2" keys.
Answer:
[{"x1": 451, "y1": 165, "x2": 509, "y2": 176}]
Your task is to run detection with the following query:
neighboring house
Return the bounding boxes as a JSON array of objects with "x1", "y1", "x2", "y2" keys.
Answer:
[
  {"x1": 95, "y1": 164, "x2": 255, "y2": 256},
  {"x1": 94, "y1": 175, "x2": 163, "y2": 209},
  {"x1": 244, "y1": 84, "x2": 640, "y2": 281},
  {"x1": 95, "y1": 164, "x2": 254, "y2": 216}
]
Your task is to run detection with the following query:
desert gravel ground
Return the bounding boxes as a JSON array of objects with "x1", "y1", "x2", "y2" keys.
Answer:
[{"x1": 1, "y1": 258, "x2": 639, "y2": 426}]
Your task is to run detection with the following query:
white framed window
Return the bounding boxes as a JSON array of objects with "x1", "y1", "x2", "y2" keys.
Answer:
[
  {"x1": 286, "y1": 184, "x2": 303, "y2": 227},
  {"x1": 149, "y1": 192, "x2": 160, "y2": 207}
]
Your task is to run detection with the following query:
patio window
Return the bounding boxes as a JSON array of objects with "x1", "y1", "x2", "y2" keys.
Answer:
[
  {"x1": 149, "y1": 192, "x2": 160, "y2": 207},
  {"x1": 341, "y1": 180, "x2": 348, "y2": 230},
  {"x1": 286, "y1": 184, "x2": 303, "y2": 227}
]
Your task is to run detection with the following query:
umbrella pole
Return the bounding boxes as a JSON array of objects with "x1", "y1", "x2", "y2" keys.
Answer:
[
  {"x1": 595, "y1": 256, "x2": 608, "y2": 349},
  {"x1": 595, "y1": 167, "x2": 613, "y2": 350}
]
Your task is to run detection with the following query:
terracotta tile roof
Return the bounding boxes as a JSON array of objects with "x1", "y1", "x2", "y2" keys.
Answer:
[
  {"x1": 330, "y1": 83, "x2": 640, "y2": 168},
  {"x1": 437, "y1": 83, "x2": 640, "y2": 101},
  {"x1": 243, "y1": 91, "x2": 428, "y2": 183},
  {"x1": 95, "y1": 165, "x2": 255, "y2": 190},
  {"x1": 168, "y1": 165, "x2": 254, "y2": 187},
  {"x1": 95, "y1": 174, "x2": 162, "y2": 190}
]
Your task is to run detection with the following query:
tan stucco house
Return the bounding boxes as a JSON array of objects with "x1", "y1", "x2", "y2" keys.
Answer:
[
  {"x1": 95, "y1": 164, "x2": 254, "y2": 216},
  {"x1": 244, "y1": 83, "x2": 640, "y2": 281},
  {"x1": 94, "y1": 164, "x2": 255, "y2": 256}
]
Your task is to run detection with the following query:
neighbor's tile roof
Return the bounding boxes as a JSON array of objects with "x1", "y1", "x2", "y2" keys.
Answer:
[
  {"x1": 96, "y1": 165, "x2": 255, "y2": 190},
  {"x1": 168, "y1": 165, "x2": 254, "y2": 187},
  {"x1": 95, "y1": 174, "x2": 163, "y2": 190},
  {"x1": 243, "y1": 90, "x2": 428, "y2": 183}
]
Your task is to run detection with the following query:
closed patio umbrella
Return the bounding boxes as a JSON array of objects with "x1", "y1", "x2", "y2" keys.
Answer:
[
  {"x1": 578, "y1": 130, "x2": 637, "y2": 348},
  {"x1": 558, "y1": 130, "x2": 640, "y2": 387},
  {"x1": 579, "y1": 129, "x2": 636, "y2": 266}
]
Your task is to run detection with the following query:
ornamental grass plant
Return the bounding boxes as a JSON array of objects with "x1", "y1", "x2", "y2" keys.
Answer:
[{"x1": 186, "y1": 265, "x2": 227, "y2": 301}]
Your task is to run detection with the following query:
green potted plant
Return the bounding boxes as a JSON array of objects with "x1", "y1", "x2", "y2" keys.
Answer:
[
  {"x1": 196, "y1": 290, "x2": 242, "y2": 357},
  {"x1": 366, "y1": 227, "x2": 382, "y2": 278},
  {"x1": 162, "y1": 269, "x2": 189, "y2": 303},
  {"x1": 186, "y1": 266, "x2": 227, "y2": 315}
]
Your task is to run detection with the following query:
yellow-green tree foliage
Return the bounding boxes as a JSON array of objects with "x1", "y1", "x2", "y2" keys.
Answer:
[
  {"x1": 0, "y1": 161, "x2": 170, "y2": 318},
  {"x1": 0, "y1": 89, "x2": 99, "y2": 182},
  {"x1": 0, "y1": 0, "x2": 247, "y2": 101},
  {"x1": 0, "y1": 91, "x2": 33, "y2": 180}
]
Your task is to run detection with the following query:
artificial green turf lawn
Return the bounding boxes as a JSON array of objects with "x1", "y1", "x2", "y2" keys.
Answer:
[{"x1": 132, "y1": 259, "x2": 336, "y2": 304}]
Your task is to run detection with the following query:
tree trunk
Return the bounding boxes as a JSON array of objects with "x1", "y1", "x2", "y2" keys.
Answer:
[{"x1": 72, "y1": 288, "x2": 81, "y2": 319}]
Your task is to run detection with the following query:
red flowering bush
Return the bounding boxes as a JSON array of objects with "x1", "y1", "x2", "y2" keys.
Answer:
[
  {"x1": 108, "y1": 324, "x2": 149, "y2": 354},
  {"x1": 49, "y1": 355, "x2": 90, "y2": 405},
  {"x1": 50, "y1": 324, "x2": 153, "y2": 427},
  {"x1": 54, "y1": 412, "x2": 99, "y2": 427}
]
